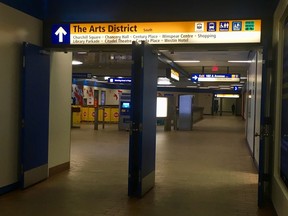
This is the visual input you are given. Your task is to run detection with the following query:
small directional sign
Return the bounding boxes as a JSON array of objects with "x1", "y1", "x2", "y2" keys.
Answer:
[
  {"x1": 52, "y1": 24, "x2": 70, "y2": 44},
  {"x1": 191, "y1": 74, "x2": 240, "y2": 82},
  {"x1": 191, "y1": 74, "x2": 199, "y2": 82},
  {"x1": 108, "y1": 78, "x2": 131, "y2": 83}
]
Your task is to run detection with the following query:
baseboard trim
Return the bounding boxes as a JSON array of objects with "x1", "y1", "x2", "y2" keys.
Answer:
[
  {"x1": 49, "y1": 162, "x2": 70, "y2": 177},
  {"x1": 0, "y1": 182, "x2": 19, "y2": 195}
]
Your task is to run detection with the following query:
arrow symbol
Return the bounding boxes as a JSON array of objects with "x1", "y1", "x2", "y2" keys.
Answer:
[
  {"x1": 192, "y1": 75, "x2": 198, "y2": 81},
  {"x1": 55, "y1": 27, "x2": 67, "y2": 43}
]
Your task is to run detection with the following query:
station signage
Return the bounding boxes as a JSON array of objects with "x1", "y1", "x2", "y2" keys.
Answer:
[
  {"x1": 108, "y1": 77, "x2": 131, "y2": 83},
  {"x1": 50, "y1": 20, "x2": 261, "y2": 46},
  {"x1": 191, "y1": 74, "x2": 240, "y2": 82},
  {"x1": 72, "y1": 73, "x2": 92, "y2": 79},
  {"x1": 166, "y1": 68, "x2": 180, "y2": 81}
]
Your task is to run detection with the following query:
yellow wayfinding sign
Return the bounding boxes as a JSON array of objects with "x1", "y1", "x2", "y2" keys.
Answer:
[{"x1": 53, "y1": 20, "x2": 261, "y2": 45}]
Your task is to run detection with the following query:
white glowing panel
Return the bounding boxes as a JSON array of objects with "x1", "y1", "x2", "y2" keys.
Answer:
[{"x1": 157, "y1": 97, "x2": 168, "y2": 118}]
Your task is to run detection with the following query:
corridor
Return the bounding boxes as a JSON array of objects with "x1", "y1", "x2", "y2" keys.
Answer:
[{"x1": 0, "y1": 116, "x2": 276, "y2": 216}]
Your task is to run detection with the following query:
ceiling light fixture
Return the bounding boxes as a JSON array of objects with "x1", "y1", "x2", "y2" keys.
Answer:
[
  {"x1": 174, "y1": 60, "x2": 200, "y2": 63},
  {"x1": 215, "y1": 94, "x2": 240, "y2": 98},
  {"x1": 72, "y1": 60, "x2": 83, "y2": 65},
  {"x1": 157, "y1": 77, "x2": 171, "y2": 85},
  {"x1": 228, "y1": 60, "x2": 252, "y2": 63}
]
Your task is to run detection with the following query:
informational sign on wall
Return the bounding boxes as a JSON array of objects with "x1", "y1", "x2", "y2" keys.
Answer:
[
  {"x1": 191, "y1": 74, "x2": 240, "y2": 82},
  {"x1": 51, "y1": 20, "x2": 261, "y2": 46}
]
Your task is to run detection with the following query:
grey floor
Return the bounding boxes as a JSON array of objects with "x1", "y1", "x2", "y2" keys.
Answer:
[{"x1": 0, "y1": 116, "x2": 277, "y2": 216}]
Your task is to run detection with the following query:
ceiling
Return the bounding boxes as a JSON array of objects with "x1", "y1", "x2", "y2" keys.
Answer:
[{"x1": 72, "y1": 46, "x2": 255, "y2": 91}]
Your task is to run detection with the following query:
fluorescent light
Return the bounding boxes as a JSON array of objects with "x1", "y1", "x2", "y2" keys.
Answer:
[
  {"x1": 158, "y1": 85, "x2": 176, "y2": 87},
  {"x1": 174, "y1": 60, "x2": 200, "y2": 63},
  {"x1": 228, "y1": 60, "x2": 252, "y2": 63},
  {"x1": 72, "y1": 60, "x2": 83, "y2": 65},
  {"x1": 215, "y1": 94, "x2": 240, "y2": 98},
  {"x1": 158, "y1": 77, "x2": 171, "y2": 85}
]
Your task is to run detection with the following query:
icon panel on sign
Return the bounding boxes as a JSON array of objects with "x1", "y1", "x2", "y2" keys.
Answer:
[
  {"x1": 207, "y1": 22, "x2": 217, "y2": 32},
  {"x1": 195, "y1": 22, "x2": 204, "y2": 32},
  {"x1": 245, "y1": 21, "x2": 255, "y2": 31},
  {"x1": 219, "y1": 22, "x2": 229, "y2": 31},
  {"x1": 232, "y1": 21, "x2": 242, "y2": 31}
]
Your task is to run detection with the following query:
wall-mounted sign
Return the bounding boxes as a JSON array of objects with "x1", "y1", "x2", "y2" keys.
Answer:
[
  {"x1": 50, "y1": 20, "x2": 261, "y2": 46},
  {"x1": 166, "y1": 68, "x2": 180, "y2": 81},
  {"x1": 108, "y1": 77, "x2": 131, "y2": 83},
  {"x1": 191, "y1": 74, "x2": 240, "y2": 82},
  {"x1": 72, "y1": 73, "x2": 92, "y2": 79}
]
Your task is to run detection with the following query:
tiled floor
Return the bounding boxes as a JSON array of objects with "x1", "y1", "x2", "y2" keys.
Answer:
[{"x1": 0, "y1": 116, "x2": 277, "y2": 215}]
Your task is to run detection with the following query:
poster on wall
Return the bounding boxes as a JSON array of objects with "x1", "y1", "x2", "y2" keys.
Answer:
[
  {"x1": 72, "y1": 84, "x2": 83, "y2": 105},
  {"x1": 280, "y1": 20, "x2": 288, "y2": 188},
  {"x1": 83, "y1": 86, "x2": 94, "y2": 106}
]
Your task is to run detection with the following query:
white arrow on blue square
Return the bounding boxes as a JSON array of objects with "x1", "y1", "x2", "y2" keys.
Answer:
[
  {"x1": 191, "y1": 74, "x2": 199, "y2": 82},
  {"x1": 52, "y1": 24, "x2": 70, "y2": 44}
]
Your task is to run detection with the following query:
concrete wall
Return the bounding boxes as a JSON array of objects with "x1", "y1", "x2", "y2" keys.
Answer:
[
  {"x1": 222, "y1": 98, "x2": 237, "y2": 113},
  {"x1": 194, "y1": 93, "x2": 213, "y2": 114},
  {"x1": 48, "y1": 52, "x2": 72, "y2": 170},
  {"x1": 272, "y1": 0, "x2": 288, "y2": 215},
  {"x1": 0, "y1": 3, "x2": 42, "y2": 189}
]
